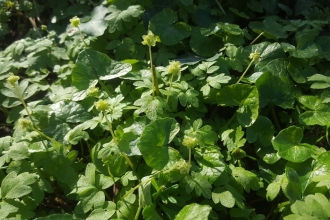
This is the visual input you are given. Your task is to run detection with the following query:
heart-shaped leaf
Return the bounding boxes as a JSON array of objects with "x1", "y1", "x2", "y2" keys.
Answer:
[
  {"x1": 216, "y1": 84, "x2": 259, "y2": 127},
  {"x1": 272, "y1": 126, "x2": 315, "y2": 163},
  {"x1": 137, "y1": 118, "x2": 180, "y2": 170}
]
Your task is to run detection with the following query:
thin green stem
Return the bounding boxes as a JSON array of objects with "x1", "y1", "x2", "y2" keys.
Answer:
[
  {"x1": 77, "y1": 26, "x2": 87, "y2": 48},
  {"x1": 152, "y1": 65, "x2": 160, "y2": 96},
  {"x1": 104, "y1": 191, "x2": 112, "y2": 201},
  {"x1": 134, "y1": 206, "x2": 142, "y2": 220},
  {"x1": 166, "y1": 73, "x2": 174, "y2": 103},
  {"x1": 223, "y1": 112, "x2": 237, "y2": 128},
  {"x1": 270, "y1": 103, "x2": 281, "y2": 131},
  {"x1": 107, "y1": 165, "x2": 114, "y2": 179},
  {"x1": 32, "y1": 127, "x2": 62, "y2": 146},
  {"x1": 103, "y1": 112, "x2": 118, "y2": 145},
  {"x1": 236, "y1": 59, "x2": 254, "y2": 84},
  {"x1": 13, "y1": 85, "x2": 33, "y2": 122},
  {"x1": 188, "y1": 147, "x2": 191, "y2": 165},
  {"x1": 98, "y1": 80, "x2": 112, "y2": 97},
  {"x1": 245, "y1": 154, "x2": 257, "y2": 161},
  {"x1": 250, "y1": 32, "x2": 264, "y2": 45},
  {"x1": 215, "y1": 0, "x2": 226, "y2": 15},
  {"x1": 149, "y1": 46, "x2": 155, "y2": 97},
  {"x1": 121, "y1": 152, "x2": 135, "y2": 172}
]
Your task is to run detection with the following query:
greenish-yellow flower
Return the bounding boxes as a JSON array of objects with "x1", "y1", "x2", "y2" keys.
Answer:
[
  {"x1": 70, "y1": 16, "x2": 81, "y2": 28},
  {"x1": 7, "y1": 73, "x2": 20, "y2": 87},
  {"x1": 167, "y1": 61, "x2": 181, "y2": 75},
  {"x1": 87, "y1": 87, "x2": 99, "y2": 97},
  {"x1": 141, "y1": 30, "x2": 161, "y2": 47},
  {"x1": 182, "y1": 135, "x2": 198, "y2": 148},
  {"x1": 18, "y1": 118, "x2": 33, "y2": 130},
  {"x1": 95, "y1": 99, "x2": 110, "y2": 111},
  {"x1": 249, "y1": 51, "x2": 261, "y2": 62},
  {"x1": 41, "y1": 25, "x2": 47, "y2": 31}
]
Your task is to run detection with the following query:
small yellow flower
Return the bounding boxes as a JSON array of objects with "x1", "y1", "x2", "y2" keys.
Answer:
[
  {"x1": 249, "y1": 51, "x2": 261, "y2": 62},
  {"x1": 87, "y1": 87, "x2": 99, "y2": 97},
  {"x1": 95, "y1": 99, "x2": 110, "y2": 111},
  {"x1": 182, "y1": 135, "x2": 198, "y2": 148},
  {"x1": 18, "y1": 118, "x2": 33, "y2": 130},
  {"x1": 70, "y1": 16, "x2": 81, "y2": 28},
  {"x1": 41, "y1": 25, "x2": 47, "y2": 31},
  {"x1": 141, "y1": 30, "x2": 161, "y2": 47},
  {"x1": 167, "y1": 61, "x2": 181, "y2": 75},
  {"x1": 7, "y1": 73, "x2": 20, "y2": 87}
]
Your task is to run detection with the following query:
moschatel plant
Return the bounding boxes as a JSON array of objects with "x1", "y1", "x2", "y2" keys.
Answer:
[{"x1": 1, "y1": 0, "x2": 330, "y2": 219}]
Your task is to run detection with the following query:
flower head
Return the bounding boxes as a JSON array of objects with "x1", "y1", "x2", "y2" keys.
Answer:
[
  {"x1": 41, "y1": 25, "x2": 47, "y2": 31},
  {"x1": 87, "y1": 87, "x2": 99, "y2": 97},
  {"x1": 18, "y1": 118, "x2": 33, "y2": 130},
  {"x1": 182, "y1": 135, "x2": 198, "y2": 148},
  {"x1": 167, "y1": 61, "x2": 181, "y2": 75},
  {"x1": 7, "y1": 73, "x2": 20, "y2": 87},
  {"x1": 249, "y1": 51, "x2": 261, "y2": 62},
  {"x1": 70, "y1": 16, "x2": 81, "y2": 28},
  {"x1": 142, "y1": 30, "x2": 161, "y2": 47},
  {"x1": 95, "y1": 99, "x2": 110, "y2": 111}
]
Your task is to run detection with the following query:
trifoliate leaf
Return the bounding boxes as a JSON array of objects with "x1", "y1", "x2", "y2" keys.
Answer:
[{"x1": 182, "y1": 172, "x2": 212, "y2": 199}]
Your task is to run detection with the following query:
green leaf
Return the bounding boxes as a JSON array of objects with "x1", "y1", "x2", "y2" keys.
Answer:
[
  {"x1": 105, "y1": 3, "x2": 143, "y2": 33},
  {"x1": 149, "y1": 8, "x2": 191, "y2": 46},
  {"x1": 71, "y1": 49, "x2": 132, "y2": 101},
  {"x1": 283, "y1": 167, "x2": 301, "y2": 203},
  {"x1": 79, "y1": 5, "x2": 109, "y2": 37},
  {"x1": 266, "y1": 178, "x2": 282, "y2": 201},
  {"x1": 217, "y1": 84, "x2": 259, "y2": 127},
  {"x1": 272, "y1": 126, "x2": 315, "y2": 163},
  {"x1": 286, "y1": 193, "x2": 330, "y2": 219},
  {"x1": 256, "y1": 72, "x2": 295, "y2": 109},
  {"x1": 99, "y1": 142, "x2": 129, "y2": 177},
  {"x1": 246, "y1": 116, "x2": 274, "y2": 146},
  {"x1": 212, "y1": 187, "x2": 235, "y2": 208},
  {"x1": 27, "y1": 213, "x2": 77, "y2": 220},
  {"x1": 49, "y1": 100, "x2": 92, "y2": 123},
  {"x1": 134, "y1": 95, "x2": 168, "y2": 121},
  {"x1": 195, "y1": 146, "x2": 226, "y2": 183},
  {"x1": 1, "y1": 172, "x2": 38, "y2": 199},
  {"x1": 206, "y1": 73, "x2": 231, "y2": 89},
  {"x1": 182, "y1": 172, "x2": 212, "y2": 199},
  {"x1": 249, "y1": 16, "x2": 288, "y2": 39},
  {"x1": 308, "y1": 73, "x2": 330, "y2": 89},
  {"x1": 174, "y1": 203, "x2": 212, "y2": 220},
  {"x1": 117, "y1": 194, "x2": 138, "y2": 219},
  {"x1": 184, "y1": 118, "x2": 218, "y2": 147},
  {"x1": 221, "y1": 125, "x2": 246, "y2": 152},
  {"x1": 137, "y1": 118, "x2": 180, "y2": 170},
  {"x1": 190, "y1": 27, "x2": 223, "y2": 57},
  {"x1": 232, "y1": 167, "x2": 261, "y2": 193}
]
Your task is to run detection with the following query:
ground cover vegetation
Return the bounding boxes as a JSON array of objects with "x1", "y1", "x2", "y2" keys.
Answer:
[{"x1": 1, "y1": 0, "x2": 330, "y2": 219}]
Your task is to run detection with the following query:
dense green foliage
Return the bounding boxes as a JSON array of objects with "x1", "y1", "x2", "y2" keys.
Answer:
[{"x1": 1, "y1": 0, "x2": 330, "y2": 219}]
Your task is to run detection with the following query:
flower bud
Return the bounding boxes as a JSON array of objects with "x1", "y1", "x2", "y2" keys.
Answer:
[
  {"x1": 141, "y1": 30, "x2": 161, "y2": 47},
  {"x1": 167, "y1": 61, "x2": 181, "y2": 75},
  {"x1": 41, "y1": 25, "x2": 47, "y2": 31},
  {"x1": 18, "y1": 118, "x2": 33, "y2": 130},
  {"x1": 7, "y1": 73, "x2": 20, "y2": 87},
  {"x1": 87, "y1": 87, "x2": 99, "y2": 97},
  {"x1": 70, "y1": 16, "x2": 81, "y2": 28},
  {"x1": 95, "y1": 99, "x2": 110, "y2": 111},
  {"x1": 182, "y1": 135, "x2": 198, "y2": 148},
  {"x1": 249, "y1": 51, "x2": 261, "y2": 62}
]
